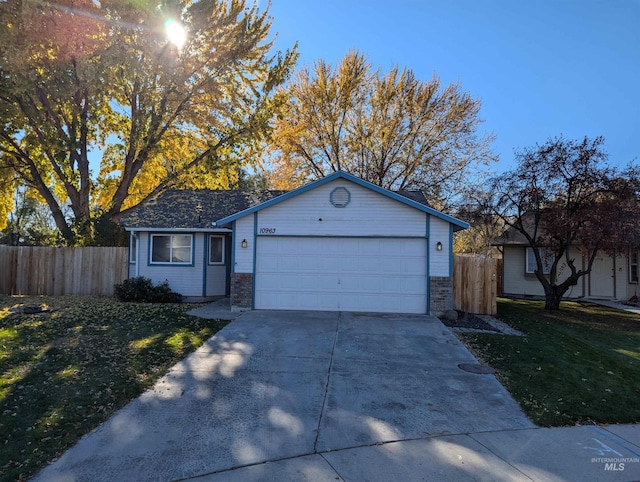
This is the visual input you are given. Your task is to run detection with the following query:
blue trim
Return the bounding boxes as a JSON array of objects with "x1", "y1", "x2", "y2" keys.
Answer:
[
  {"x1": 426, "y1": 214, "x2": 430, "y2": 314},
  {"x1": 202, "y1": 234, "x2": 207, "y2": 297},
  {"x1": 215, "y1": 171, "x2": 469, "y2": 230},
  {"x1": 147, "y1": 232, "x2": 196, "y2": 267},
  {"x1": 230, "y1": 221, "x2": 236, "y2": 273},
  {"x1": 330, "y1": 186, "x2": 351, "y2": 208},
  {"x1": 449, "y1": 224, "x2": 454, "y2": 277},
  {"x1": 252, "y1": 213, "x2": 257, "y2": 309},
  {"x1": 225, "y1": 233, "x2": 232, "y2": 295}
]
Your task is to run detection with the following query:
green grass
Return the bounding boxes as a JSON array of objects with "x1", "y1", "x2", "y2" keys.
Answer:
[
  {"x1": 0, "y1": 295, "x2": 229, "y2": 482},
  {"x1": 462, "y1": 298, "x2": 640, "y2": 427}
]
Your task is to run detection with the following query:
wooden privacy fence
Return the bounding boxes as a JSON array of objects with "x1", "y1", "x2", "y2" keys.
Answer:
[
  {"x1": 453, "y1": 255, "x2": 498, "y2": 315},
  {"x1": 0, "y1": 246, "x2": 128, "y2": 296}
]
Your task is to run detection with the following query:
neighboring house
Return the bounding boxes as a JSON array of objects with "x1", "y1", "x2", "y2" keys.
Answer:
[
  {"x1": 119, "y1": 171, "x2": 469, "y2": 315},
  {"x1": 495, "y1": 226, "x2": 639, "y2": 300}
]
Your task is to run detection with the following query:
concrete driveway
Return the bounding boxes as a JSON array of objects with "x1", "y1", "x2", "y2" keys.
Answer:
[{"x1": 35, "y1": 311, "x2": 536, "y2": 481}]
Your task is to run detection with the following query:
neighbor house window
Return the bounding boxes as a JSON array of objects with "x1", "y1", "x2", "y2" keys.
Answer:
[
  {"x1": 130, "y1": 234, "x2": 137, "y2": 263},
  {"x1": 150, "y1": 234, "x2": 192, "y2": 264},
  {"x1": 209, "y1": 235, "x2": 224, "y2": 265},
  {"x1": 630, "y1": 252, "x2": 638, "y2": 283},
  {"x1": 526, "y1": 247, "x2": 553, "y2": 274}
]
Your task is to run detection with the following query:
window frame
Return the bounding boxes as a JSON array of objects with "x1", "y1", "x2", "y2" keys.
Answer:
[
  {"x1": 208, "y1": 235, "x2": 225, "y2": 265},
  {"x1": 525, "y1": 247, "x2": 553, "y2": 275},
  {"x1": 630, "y1": 251, "x2": 638, "y2": 283},
  {"x1": 149, "y1": 233, "x2": 194, "y2": 266}
]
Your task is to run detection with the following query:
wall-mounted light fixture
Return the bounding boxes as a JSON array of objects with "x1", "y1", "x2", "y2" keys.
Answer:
[
  {"x1": 241, "y1": 239, "x2": 248, "y2": 249},
  {"x1": 436, "y1": 241, "x2": 443, "y2": 251}
]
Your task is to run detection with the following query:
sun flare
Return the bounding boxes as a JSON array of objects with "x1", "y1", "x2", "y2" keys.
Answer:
[{"x1": 164, "y1": 19, "x2": 186, "y2": 49}]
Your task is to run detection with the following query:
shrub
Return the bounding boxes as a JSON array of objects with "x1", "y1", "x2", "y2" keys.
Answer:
[{"x1": 114, "y1": 277, "x2": 183, "y2": 303}]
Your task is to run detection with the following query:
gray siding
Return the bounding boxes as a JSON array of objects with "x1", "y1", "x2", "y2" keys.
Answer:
[
  {"x1": 132, "y1": 232, "x2": 227, "y2": 298},
  {"x1": 502, "y1": 246, "x2": 584, "y2": 298}
]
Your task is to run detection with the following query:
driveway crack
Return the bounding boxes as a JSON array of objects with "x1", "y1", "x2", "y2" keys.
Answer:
[{"x1": 314, "y1": 311, "x2": 340, "y2": 452}]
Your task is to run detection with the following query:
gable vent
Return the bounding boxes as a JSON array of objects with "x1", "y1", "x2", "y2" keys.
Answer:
[{"x1": 330, "y1": 187, "x2": 351, "y2": 208}]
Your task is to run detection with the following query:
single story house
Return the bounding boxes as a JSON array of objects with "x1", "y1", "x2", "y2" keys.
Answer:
[
  {"x1": 119, "y1": 171, "x2": 469, "y2": 314},
  {"x1": 495, "y1": 227, "x2": 639, "y2": 301}
]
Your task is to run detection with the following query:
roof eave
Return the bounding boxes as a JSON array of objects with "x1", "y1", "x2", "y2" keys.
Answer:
[{"x1": 123, "y1": 227, "x2": 232, "y2": 233}]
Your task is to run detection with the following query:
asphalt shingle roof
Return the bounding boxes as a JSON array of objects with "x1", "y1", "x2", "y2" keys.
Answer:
[
  {"x1": 493, "y1": 215, "x2": 545, "y2": 246},
  {"x1": 118, "y1": 188, "x2": 431, "y2": 230},
  {"x1": 493, "y1": 226, "x2": 532, "y2": 246},
  {"x1": 119, "y1": 190, "x2": 288, "y2": 229}
]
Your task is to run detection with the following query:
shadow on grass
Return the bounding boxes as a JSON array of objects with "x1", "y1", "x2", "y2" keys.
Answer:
[{"x1": 0, "y1": 297, "x2": 228, "y2": 481}]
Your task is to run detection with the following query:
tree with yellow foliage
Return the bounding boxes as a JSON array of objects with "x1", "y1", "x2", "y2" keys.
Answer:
[
  {"x1": 0, "y1": 0, "x2": 296, "y2": 243},
  {"x1": 265, "y1": 51, "x2": 495, "y2": 209}
]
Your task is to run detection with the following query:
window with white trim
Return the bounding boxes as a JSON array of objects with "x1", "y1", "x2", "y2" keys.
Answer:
[
  {"x1": 150, "y1": 234, "x2": 192, "y2": 264},
  {"x1": 209, "y1": 235, "x2": 225, "y2": 265},
  {"x1": 130, "y1": 234, "x2": 137, "y2": 263},
  {"x1": 630, "y1": 251, "x2": 638, "y2": 283},
  {"x1": 525, "y1": 247, "x2": 553, "y2": 274}
]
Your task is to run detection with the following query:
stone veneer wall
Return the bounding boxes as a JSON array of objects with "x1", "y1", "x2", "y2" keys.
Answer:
[
  {"x1": 430, "y1": 276, "x2": 453, "y2": 315},
  {"x1": 230, "y1": 273, "x2": 253, "y2": 311}
]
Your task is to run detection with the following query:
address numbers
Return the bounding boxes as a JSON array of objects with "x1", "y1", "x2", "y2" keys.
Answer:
[{"x1": 259, "y1": 227, "x2": 276, "y2": 234}]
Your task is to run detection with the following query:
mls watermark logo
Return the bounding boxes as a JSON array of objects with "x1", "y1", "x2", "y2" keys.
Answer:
[{"x1": 578, "y1": 437, "x2": 640, "y2": 472}]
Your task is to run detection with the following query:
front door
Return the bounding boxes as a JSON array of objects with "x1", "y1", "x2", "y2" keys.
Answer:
[{"x1": 589, "y1": 253, "x2": 615, "y2": 298}]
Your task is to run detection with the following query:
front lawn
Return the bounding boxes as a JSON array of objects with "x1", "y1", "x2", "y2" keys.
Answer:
[
  {"x1": 462, "y1": 298, "x2": 640, "y2": 426},
  {"x1": 0, "y1": 296, "x2": 229, "y2": 481}
]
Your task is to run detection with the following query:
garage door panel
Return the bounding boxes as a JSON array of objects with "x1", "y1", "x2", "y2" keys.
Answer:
[
  {"x1": 256, "y1": 273, "x2": 279, "y2": 287},
  {"x1": 358, "y1": 242, "x2": 381, "y2": 255},
  {"x1": 357, "y1": 257, "x2": 379, "y2": 272},
  {"x1": 339, "y1": 277, "x2": 367, "y2": 290},
  {"x1": 383, "y1": 277, "x2": 403, "y2": 291},
  {"x1": 255, "y1": 237, "x2": 427, "y2": 314},
  {"x1": 401, "y1": 277, "x2": 424, "y2": 293},
  {"x1": 318, "y1": 293, "x2": 339, "y2": 309},
  {"x1": 298, "y1": 293, "x2": 319, "y2": 307},
  {"x1": 299, "y1": 275, "x2": 328, "y2": 290},
  {"x1": 379, "y1": 258, "x2": 398, "y2": 272},
  {"x1": 298, "y1": 257, "x2": 320, "y2": 271},
  {"x1": 320, "y1": 257, "x2": 342, "y2": 271},
  {"x1": 402, "y1": 259, "x2": 426, "y2": 274}
]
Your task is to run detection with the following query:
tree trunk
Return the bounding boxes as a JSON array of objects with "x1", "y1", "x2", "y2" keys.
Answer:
[
  {"x1": 544, "y1": 288, "x2": 563, "y2": 310},
  {"x1": 25, "y1": 163, "x2": 75, "y2": 243}
]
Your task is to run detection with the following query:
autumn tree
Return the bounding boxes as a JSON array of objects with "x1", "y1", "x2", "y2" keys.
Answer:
[
  {"x1": 454, "y1": 189, "x2": 505, "y2": 256},
  {"x1": 265, "y1": 51, "x2": 496, "y2": 208},
  {"x1": 0, "y1": 0, "x2": 297, "y2": 243},
  {"x1": 490, "y1": 136, "x2": 640, "y2": 310},
  {"x1": 0, "y1": 189, "x2": 60, "y2": 246},
  {"x1": 0, "y1": 167, "x2": 15, "y2": 231}
]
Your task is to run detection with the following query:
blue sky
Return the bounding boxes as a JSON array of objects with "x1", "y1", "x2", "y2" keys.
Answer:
[{"x1": 267, "y1": 0, "x2": 640, "y2": 173}]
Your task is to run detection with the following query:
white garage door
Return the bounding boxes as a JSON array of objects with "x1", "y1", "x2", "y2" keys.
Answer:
[{"x1": 255, "y1": 237, "x2": 427, "y2": 313}]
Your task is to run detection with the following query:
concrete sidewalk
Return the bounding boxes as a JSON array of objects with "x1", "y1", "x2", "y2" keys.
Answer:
[
  {"x1": 187, "y1": 297, "x2": 244, "y2": 321},
  {"x1": 197, "y1": 424, "x2": 640, "y2": 481},
  {"x1": 584, "y1": 297, "x2": 640, "y2": 316}
]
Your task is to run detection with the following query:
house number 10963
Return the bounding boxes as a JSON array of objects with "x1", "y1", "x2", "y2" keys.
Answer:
[{"x1": 259, "y1": 228, "x2": 276, "y2": 234}]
